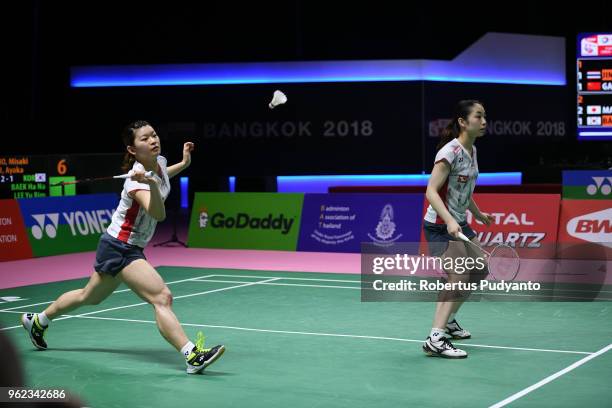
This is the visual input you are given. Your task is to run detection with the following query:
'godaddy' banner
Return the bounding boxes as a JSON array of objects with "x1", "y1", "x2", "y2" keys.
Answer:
[
  {"x1": 562, "y1": 170, "x2": 612, "y2": 200},
  {"x1": 17, "y1": 194, "x2": 117, "y2": 257},
  {"x1": 188, "y1": 193, "x2": 304, "y2": 251}
]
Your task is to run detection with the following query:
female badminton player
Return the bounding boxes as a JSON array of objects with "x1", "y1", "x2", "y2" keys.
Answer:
[
  {"x1": 421, "y1": 100, "x2": 494, "y2": 359},
  {"x1": 21, "y1": 120, "x2": 225, "y2": 374}
]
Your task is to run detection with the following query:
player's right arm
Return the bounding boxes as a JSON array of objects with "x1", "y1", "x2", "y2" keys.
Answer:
[
  {"x1": 129, "y1": 171, "x2": 166, "y2": 222},
  {"x1": 425, "y1": 161, "x2": 461, "y2": 238}
]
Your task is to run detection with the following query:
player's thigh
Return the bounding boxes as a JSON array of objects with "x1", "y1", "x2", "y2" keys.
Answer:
[{"x1": 117, "y1": 259, "x2": 169, "y2": 304}]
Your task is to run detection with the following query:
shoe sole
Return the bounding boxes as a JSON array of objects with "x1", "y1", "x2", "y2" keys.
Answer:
[
  {"x1": 422, "y1": 345, "x2": 467, "y2": 359},
  {"x1": 21, "y1": 314, "x2": 47, "y2": 350},
  {"x1": 203, "y1": 345, "x2": 225, "y2": 368},
  {"x1": 186, "y1": 345, "x2": 226, "y2": 374}
]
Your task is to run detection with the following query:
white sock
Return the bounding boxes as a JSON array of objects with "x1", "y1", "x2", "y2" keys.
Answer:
[
  {"x1": 430, "y1": 328, "x2": 445, "y2": 341},
  {"x1": 181, "y1": 341, "x2": 196, "y2": 359},
  {"x1": 447, "y1": 313, "x2": 456, "y2": 324},
  {"x1": 37, "y1": 312, "x2": 50, "y2": 326}
]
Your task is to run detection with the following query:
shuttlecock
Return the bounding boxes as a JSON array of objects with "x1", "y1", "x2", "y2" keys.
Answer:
[{"x1": 269, "y1": 90, "x2": 287, "y2": 109}]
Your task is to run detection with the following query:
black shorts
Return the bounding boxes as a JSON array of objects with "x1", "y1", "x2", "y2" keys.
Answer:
[
  {"x1": 94, "y1": 233, "x2": 146, "y2": 277},
  {"x1": 423, "y1": 220, "x2": 476, "y2": 257}
]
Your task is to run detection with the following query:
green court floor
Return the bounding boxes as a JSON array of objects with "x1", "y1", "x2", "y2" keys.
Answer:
[{"x1": 1, "y1": 267, "x2": 610, "y2": 408}]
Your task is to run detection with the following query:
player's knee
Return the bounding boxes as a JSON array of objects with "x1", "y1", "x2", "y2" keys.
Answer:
[
  {"x1": 80, "y1": 289, "x2": 103, "y2": 306},
  {"x1": 88, "y1": 297, "x2": 104, "y2": 306},
  {"x1": 153, "y1": 287, "x2": 173, "y2": 308}
]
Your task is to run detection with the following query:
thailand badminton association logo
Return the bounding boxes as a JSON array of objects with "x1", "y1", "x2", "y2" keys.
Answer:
[
  {"x1": 367, "y1": 204, "x2": 402, "y2": 245},
  {"x1": 30, "y1": 213, "x2": 60, "y2": 239}
]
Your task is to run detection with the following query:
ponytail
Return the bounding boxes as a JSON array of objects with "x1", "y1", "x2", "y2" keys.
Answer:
[
  {"x1": 121, "y1": 120, "x2": 151, "y2": 172},
  {"x1": 121, "y1": 152, "x2": 136, "y2": 173}
]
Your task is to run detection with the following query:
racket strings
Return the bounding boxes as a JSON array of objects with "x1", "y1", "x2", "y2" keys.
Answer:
[{"x1": 487, "y1": 245, "x2": 520, "y2": 280}]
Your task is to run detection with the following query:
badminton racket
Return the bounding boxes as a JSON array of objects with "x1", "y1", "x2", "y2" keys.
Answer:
[
  {"x1": 457, "y1": 232, "x2": 520, "y2": 281},
  {"x1": 50, "y1": 170, "x2": 154, "y2": 186}
]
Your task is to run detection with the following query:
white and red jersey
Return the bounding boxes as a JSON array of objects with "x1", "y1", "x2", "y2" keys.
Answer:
[
  {"x1": 424, "y1": 138, "x2": 479, "y2": 224},
  {"x1": 107, "y1": 156, "x2": 171, "y2": 248}
]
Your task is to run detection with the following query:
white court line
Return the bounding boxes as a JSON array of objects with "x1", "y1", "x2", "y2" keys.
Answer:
[
  {"x1": 0, "y1": 277, "x2": 279, "y2": 331},
  {"x1": 193, "y1": 278, "x2": 361, "y2": 290},
  {"x1": 2, "y1": 272, "x2": 609, "y2": 314},
  {"x1": 193, "y1": 278, "x2": 612, "y2": 301},
  {"x1": 489, "y1": 343, "x2": 612, "y2": 407},
  {"x1": 208, "y1": 274, "x2": 612, "y2": 293},
  {"x1": 0, "y1": 274, "x2": 216, "y2": 312},
  {"x1": 208, "y1": 274, "x2": 612, "y2": 297},
  {"x1": 210, "y1": 274, "x2": 361, "y2": 283},
  {"x1": 41, "y1": 314, "x2": 595, "y2": 356}
]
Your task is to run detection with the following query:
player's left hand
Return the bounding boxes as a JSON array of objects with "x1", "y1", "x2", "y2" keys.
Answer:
[
  {"x1": 182, "y1": 142, "x2": 194, "y2": 167},
  {"x1": 476, "y1": 212, "x2": 495, "y2": 226}
]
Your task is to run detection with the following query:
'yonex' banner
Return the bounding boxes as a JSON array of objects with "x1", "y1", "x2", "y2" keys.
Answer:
[
  {"x1": 0, "y1": 199, "x2": 33, "y2": 261},
  {"x1": 562, "y1": 170, "x2": 612, "y2": 200},
  {"x1": 297, "y1": 193, "x2": 424, "y2": 253},
  {"x1": 188, "y1": 193, "x2": 304, "y2": 250},
  {"x1": 17, "y1": 194, "x2": 117, "y2": 257}
]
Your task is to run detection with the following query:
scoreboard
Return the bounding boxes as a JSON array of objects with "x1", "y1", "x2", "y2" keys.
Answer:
[
  {"x1": 0, "y1": 155, "x2": 76, "y2": 199},
  {"x1": 0, "y1": 154, "x2": 123, "y2": 199},
  {"x1": 577, "y1": 33, "x2": 612, "y2": 141}
]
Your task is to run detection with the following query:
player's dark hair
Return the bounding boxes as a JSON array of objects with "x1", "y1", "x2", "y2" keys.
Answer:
[
  {"x1": 437, "y1": 100, "x2": 484, "y2": 151},
  {"x1": 121, "y1": 120, "x2": 151, "y2": 172}
]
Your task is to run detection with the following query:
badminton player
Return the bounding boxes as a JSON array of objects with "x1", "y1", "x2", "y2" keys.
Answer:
[
  {"x1": 21, "y1": 120, "x2": 225, "y2": 374},
  {"x1": 422, "y1": 101, "x2": 494, "y2": 358}
]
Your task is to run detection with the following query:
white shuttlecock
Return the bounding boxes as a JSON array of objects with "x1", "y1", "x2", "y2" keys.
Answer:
[{"x1": 269, "y1": 90, "x2": 287, "y2": 109}]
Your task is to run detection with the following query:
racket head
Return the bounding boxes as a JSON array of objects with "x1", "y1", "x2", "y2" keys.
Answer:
[{"x1": 487, "y1": 244, "x2": 520, "y2": 281}]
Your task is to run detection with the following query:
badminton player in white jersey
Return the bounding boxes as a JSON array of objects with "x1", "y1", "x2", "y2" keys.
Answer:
[
  {"x1": 421, "y1": 101, "x2": 494, "y2": 359},
  {"x1": 21, "y1": 120, "x2": 225, "y2": 374}
]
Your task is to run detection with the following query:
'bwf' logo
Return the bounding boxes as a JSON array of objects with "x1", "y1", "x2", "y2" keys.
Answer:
[
  {"x1": 31, "y1": 214, "x2": 60, "y2": 239},
  {"x1": 587, "y1": 177, "x2": 612, "y2": 196}
]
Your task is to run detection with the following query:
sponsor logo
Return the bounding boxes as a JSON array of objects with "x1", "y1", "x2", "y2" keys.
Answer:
[
  {"x1": 30, "y1": 210, "x2": 114, "y2": 240},
  {"x1": 209, "y1": 212, "x2": 294, "y2": 235},
  {"x1": 586, "y1": 177, "x2": 612, "y2": 195},
  {"x1": 199, "y1": 208, "x2": 209, "y2": 228},
  {"x1": 566, "y1": 208, "x2": 612, "y2": 244}
]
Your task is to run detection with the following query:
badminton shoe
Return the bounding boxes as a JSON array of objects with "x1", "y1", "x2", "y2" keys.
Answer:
[
  {"x1": 186, "y1": 332, "x2": 225, "y2": 374},
  {"x1": 445, "y1": 319, "x2": 472, "y2": 339},
  {"x1": 423, "y1": 336, "x2": 467, "y2": 358},
  {"x1": 21, "y1": 313, "x2": 48, "y2": 350}
]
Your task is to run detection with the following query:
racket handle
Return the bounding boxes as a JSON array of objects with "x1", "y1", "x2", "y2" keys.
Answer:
[
  {"x1": 114, "y1": 170, "x2": 154, "y2": 179},
  {"x1": 456, "y1": 231, "x2": 471, "y2": 242}
]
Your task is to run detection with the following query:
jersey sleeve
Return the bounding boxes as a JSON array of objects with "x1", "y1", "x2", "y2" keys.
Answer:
[{"x1": 434, "y1": 144, "x2": 457, "y2": 167}]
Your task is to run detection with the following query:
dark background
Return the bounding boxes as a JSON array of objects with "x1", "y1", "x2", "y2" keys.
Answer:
[{"x1": 3, "y1": 1, "x2": 612, "y2": 191}]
